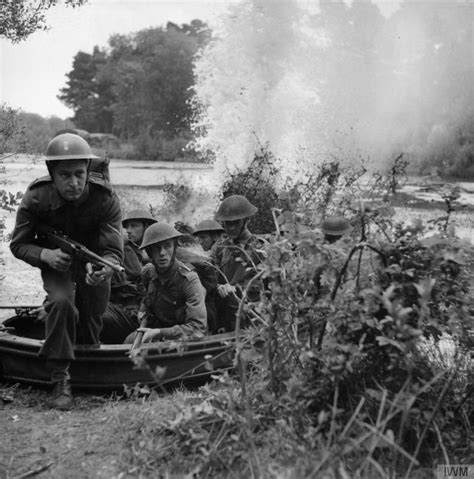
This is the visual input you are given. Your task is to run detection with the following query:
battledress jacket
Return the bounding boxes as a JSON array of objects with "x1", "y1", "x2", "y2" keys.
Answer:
[
  {"x1": 141, "y1": 260, "x2": 207, "y2": 340},
  {"x1": 10, "y1": 175, "x2": 123, "y2": 269},
  {"x1": 107, "y1": 237, "x2": 151, "y2": 307},
  {"x1": 210, "y1": 232, "x2": 265, "y2": 288}
]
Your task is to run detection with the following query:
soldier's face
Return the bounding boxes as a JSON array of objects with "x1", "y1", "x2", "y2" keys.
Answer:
[
  {"x1": 125, "y1": 221, "x2": 146, "y2": 245},
  {"x1": 196, "y1": 232, "x2": 213, "y2": 251},
  {"x1": 51, "y1": 160, "x2": 88, "y2": 202},
  {"x1": 223, "y1": 219, "x2": 245, "y2": 240},
  {"x1": 148, "y1": 239, "x2": 175, "y2": 271}
]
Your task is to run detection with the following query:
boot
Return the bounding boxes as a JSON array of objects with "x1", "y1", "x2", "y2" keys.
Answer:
[{"x1": 50, "y1": 379, "x2": 73, "y2": 410}]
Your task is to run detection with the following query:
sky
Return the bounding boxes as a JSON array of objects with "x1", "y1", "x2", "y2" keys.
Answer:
[
  {"x1": 0, "y1": 0, "x2": 226, "y2": 118},
  {"x1": 0, "y1": 0, "x2": 400, "y2": 119}
]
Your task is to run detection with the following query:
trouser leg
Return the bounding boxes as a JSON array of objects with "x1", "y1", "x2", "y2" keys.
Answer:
[
  {"x1": 47, "y1": 359, "x2": 71, "y2": 382},
  {"x1": 216, "y1": 294, "x2": 239, "y2": 332},
  {"x1": 75, "y1": 277, "x2": 110, "y2": 344},
  {"x1": 101, "y1": 302, "x2": 139, "y2": 344},
  {"x1": 39, "y1": 269, "x2": 77, "y2": 362}
]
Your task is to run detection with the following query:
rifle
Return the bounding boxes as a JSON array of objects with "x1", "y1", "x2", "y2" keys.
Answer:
[
  {"x1": 39, "y1": 227, "x2": 125, "y2": 274},
  {"x1": 129, "y1": 311, "x2": 149, "y2": 354},
  {"x1": 0, "y1": 305, "x2": 41, "y2": 316}
]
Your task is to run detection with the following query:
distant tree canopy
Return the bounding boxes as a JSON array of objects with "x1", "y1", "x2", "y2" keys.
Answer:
[
  {"x1": 0, "y1": 106, "x2": 71, "y2": 155},
  {"x1": 0, "y1": 0, "x2": 87, "y2": 42},
  {"x1": 59, "y1": 20, "x2": 210, "y2": 145}
]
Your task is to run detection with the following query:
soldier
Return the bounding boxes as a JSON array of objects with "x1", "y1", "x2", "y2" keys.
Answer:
[
  {"x1": 100, "y1": 209, "x2": 157, "y2": 344},
  {"x1": 211, "y1": 195, "x2": 265, "y2": 331},
  {"x1": 10, "y1": 133, "x2": 123, "y2": 410},
  {"x1": 192, "y1": 219, "x2": 225, "y2": 252},
  {"x1": 320, "y1": 216, "x2": 352, "y2": 244},
  {"x1": 125, "y1": 223, "x2": 207, "y2": 343}
]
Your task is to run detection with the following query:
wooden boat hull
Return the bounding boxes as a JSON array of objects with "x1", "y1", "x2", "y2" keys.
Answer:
[{"x1": 0, "y1": 314, "x2": 235, "y2": 391}]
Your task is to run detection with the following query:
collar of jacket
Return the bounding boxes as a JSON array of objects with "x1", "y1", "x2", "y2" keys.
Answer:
[
  {"x1": 50, "y1": 182, "x2": 90, "y2": 210},
  {"x1": 150, "y1": 258, "x2": 180, "y2": 284},
  {"x1": 125, "y1": 238, "x2": 142, "y2": 251}
]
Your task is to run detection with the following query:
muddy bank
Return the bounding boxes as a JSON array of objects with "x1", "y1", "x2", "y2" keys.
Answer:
[{"x1": 0, "y1": 384, "x2": 180, "y2": 478}]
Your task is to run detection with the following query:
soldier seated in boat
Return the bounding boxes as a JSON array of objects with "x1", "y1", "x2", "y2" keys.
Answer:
[
  {"x1": 125, "y1": 223, "x2": 208, "y2": 343},
  {"x1": 192, "y1": 219, "x2": 225, "y2": 252},
  {"x1": 210, "y1": 195, "x2": 266, "y2": 332},
  {"x1": 100, "y1": 209, "x2": 156, "y2": 344},
  {"x1": 10, "y1": 133, "x2": 123, "y2": 410}
]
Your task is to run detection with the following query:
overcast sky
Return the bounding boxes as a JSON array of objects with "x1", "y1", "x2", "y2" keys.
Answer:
[
  {"x1": 0, "y1": 0, "x2": 400, "y2": 119},
  {"x1": 0, "y1": 0, "x2": 226, "y2": 118}
]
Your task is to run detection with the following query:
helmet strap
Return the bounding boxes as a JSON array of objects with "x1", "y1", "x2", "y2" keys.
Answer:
[
  {"x1": 150, "y1": 239, "x2": 178, "y2": 275},
  {"x1": 236, "y1": 218, "x2": 249, "y2": 242}
]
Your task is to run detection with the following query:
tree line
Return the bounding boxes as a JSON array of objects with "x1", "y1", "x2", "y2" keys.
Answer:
[{"x1": 58, "y1": 20, "x2": 210, "y2": 161}]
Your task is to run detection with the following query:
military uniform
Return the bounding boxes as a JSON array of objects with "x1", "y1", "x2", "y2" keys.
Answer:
[
  {"x1": 10, "y1": 175, "x2": 123, "y2": 361},
  {"x1": 210, "y1": 231, "x2": 265, "y2": 331},
  {"x1": 139, "y1": 259, "x2": 207, "y2": 340},
  {"x1": 100, "y1": 239, "x2": 149, "y2": 344}
]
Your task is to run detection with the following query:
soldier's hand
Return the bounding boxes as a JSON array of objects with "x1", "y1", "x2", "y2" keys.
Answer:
[
  {"x1": 40, "y1": 248, "x2": 72, "y2": 272},
  {"x1": 29, "y1": 305, "x2": 47, "y2": 322},
  {"x1": 139, "y1": 327, "x2": 162, "y2": 343},
  {"x1": 85, "y1": 263, "x2": 111, "y2": 286},
  {"x1": 217, "y1": 283, "x2": 236, "y2": 298}
]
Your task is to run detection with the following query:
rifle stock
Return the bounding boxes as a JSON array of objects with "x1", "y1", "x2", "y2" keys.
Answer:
[{"x1": 40, "y1": 228, "x2": 125, "y2": 274}]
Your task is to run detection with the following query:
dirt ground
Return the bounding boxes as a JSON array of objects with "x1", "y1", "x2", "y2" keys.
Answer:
[{"x1": 0, "y1": 383, "x2": 178, "y2": 479}]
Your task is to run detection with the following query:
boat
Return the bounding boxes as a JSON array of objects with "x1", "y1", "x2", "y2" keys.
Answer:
[{"x1": 0, "y1": 308, "x2": 235, "y2": 391}]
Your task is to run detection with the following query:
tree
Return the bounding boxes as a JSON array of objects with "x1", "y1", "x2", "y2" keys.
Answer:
[
  {"x1": 0, "y1": 0, "x2": 87, "y2": 42},
  {"x1": 59, "y1": 20, "x2": 210, "y2": 147},
  {"x1": 58, "y1": 47, "x2": 114, "y2": 132}
]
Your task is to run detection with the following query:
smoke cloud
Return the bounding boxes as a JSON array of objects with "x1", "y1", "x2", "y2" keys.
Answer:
[{"x1": 192, "y1": 0, "x2": 474, "y2": 182}]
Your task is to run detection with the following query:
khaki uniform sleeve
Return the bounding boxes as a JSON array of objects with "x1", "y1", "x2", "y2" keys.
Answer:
[
  {"x1": 123, "y1": 243, "x2": 143, "y2": 283},
  {"x1": 10, "y1": 189, "x2": 43, "y2": 268},
  {"x1": 160, "y1": 272, "x2": 208, "y2": 341},
  {"x1": 98, "y1": 193, "x2": 123, "y2": 264}
]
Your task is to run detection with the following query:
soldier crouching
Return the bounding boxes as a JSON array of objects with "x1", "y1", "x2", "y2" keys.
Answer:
[
  {"x1": 9, "y1": 133, "x2": 123, "y2": 410},
  {"x1": 100, "y1": 209, "x2": 157, "y2": 344},
  {"x1": 125, "y1": 223, "x2": 207, "y2": 344}
]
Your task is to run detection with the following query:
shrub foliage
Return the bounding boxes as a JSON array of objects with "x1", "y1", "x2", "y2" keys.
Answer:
[{"x1": 124, "y1": 154, "x2": 473, "y2": 477}]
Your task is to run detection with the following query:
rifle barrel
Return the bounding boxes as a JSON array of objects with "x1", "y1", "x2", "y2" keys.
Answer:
[
  {"x1": 0, "y1": 305, "x2": 40, "y2": 309},
  {"x1": 74, "y1": 244, "x2": 125, "y2": 273},
  {"x1": 45, "y1": 230, "x2": 125, "y2": 273}
]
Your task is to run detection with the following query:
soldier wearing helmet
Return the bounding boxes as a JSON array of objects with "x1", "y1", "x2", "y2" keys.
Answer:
[
  {"x1": 211, "y1": 195, "x2": 265, "y2": 331},
  {"x1": 124, "y1": 223, "x2": 207, "y2": 344},
  {"x1": 120, "y1": 209, "x2": 157, "y2": 281},
  {"x1": 320, "y1": 216, "x2": 352, "y2": 244},
  {"x1": 100, "y1": 209, "x2": 157, "y2": 344},
  {"x1": 10, "y1": 133, "x2": 123, "y2": 410},
  {"x1": 192, "y1": 219, "x2": 225, "y2": 252}
]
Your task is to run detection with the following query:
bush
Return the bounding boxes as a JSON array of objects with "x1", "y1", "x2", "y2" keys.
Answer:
[
  {"x1": 134, "y1": 130, "x2": 196, "y2": 162},
  {"x1": 220, "y1": 148, "x2": 281, "y2": 234},
  {"x1": 123, "y1": 159, "x2": 473, "y2": 477}
]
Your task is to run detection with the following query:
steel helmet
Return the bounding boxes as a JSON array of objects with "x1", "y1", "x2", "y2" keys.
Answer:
[
  {"x1": 44, "y1": 133, "x2": 100, "y2": 161},
  {"x1": 193, "y1": 219, "x2": 225, "y2": 235},
  {"x1": 320, "y1": 216, "x2": 352, "y2": 236},
  {"x1": 139, "y1": 223, "x2": 183, "y2": 250},
  {"x1": 215, "y1": 195, "x2": 258, "y2": 221},
  {"x1": 122, "y1": 209, "x2": 157, "y2": 228}
]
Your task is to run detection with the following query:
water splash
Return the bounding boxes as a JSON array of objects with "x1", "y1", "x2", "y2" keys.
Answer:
[
  {"x1": 192, "y1": 0, "x2": 474, "y2": 183},
  {"x1": 192, "y1": 0, "x2": 326, "y2": 182}
]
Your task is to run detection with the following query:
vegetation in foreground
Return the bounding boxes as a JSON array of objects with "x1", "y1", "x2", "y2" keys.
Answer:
[
  {"x1": 1, "y1": 118, "x2": 473, "y2": 478},
  {"x1": 117, "y1": 152, "x2": 473, "y2": 478}
]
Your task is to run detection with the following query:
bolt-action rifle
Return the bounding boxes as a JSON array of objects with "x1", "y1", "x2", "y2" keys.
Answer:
[{"x1": 39, "y1": 227, "x2": 125, "y2": 274}]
